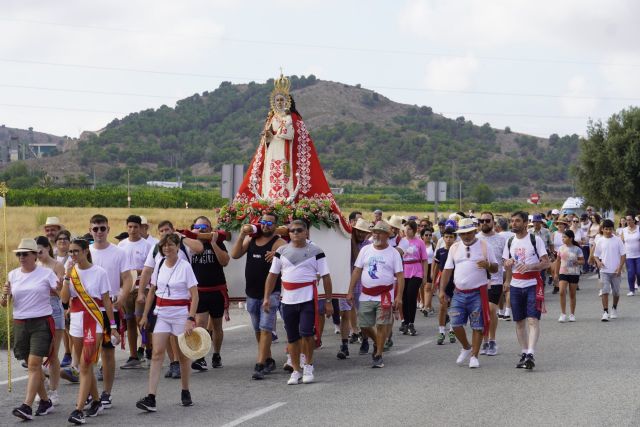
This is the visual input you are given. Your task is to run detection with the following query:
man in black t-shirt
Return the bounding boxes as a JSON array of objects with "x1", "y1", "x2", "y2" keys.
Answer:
[
  {"x1": 190, "y1": 216, "x2": 230, "y2": 371},
  {"x1": 433, "y1": 227, "x2": 457, "y2": 345},
  {"x1": 230, "y1": 213, "x2": 286, "y2": 380}
]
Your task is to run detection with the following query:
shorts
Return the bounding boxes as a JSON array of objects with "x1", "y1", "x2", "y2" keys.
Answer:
[
  {"x1": 449, "y1": 290, "x2": 483, "y2": 330},
  {"x1": 601, "y1": 273, "x2": 621, "y2": 296},
  {"x1": 509, "y1": 285, "x2": 541, "y2": 322},
  {"x1": 246, "y1": 293, "x2": 280, "y2": 333},
  {"x1": 488, "y1": 285, "x2": 503, "y2": 305},
  {"x1": 50, "y1": 296, "x2": 65, "y2": 330},
  {"x1": 123, "y1": 288, "x2": 139, "y2": 319},
  {"x1": 69, "y1": 311, "x2": 106, "y2": 338},
  {"x1": 559, "y1": 274, "x2": 580, "y2": 284},
  {"x1": 154, "y1": 315, "x2": 188, "y2": 336},
  {"x1": 13, "y1": 317, "x2": 53, "y2": 360},
  {"x1": 281, "y1": 300, "x2": 316, "y2": 343},
  {"x1": 196, "y1": 290, "x2": 225, "y2": 318},
  {"x1": 358, "y1": 300, "x2": 393, "y2": 328},
  {"x1": 101, "y1": 310, "x2": 120, "y2": 349}
]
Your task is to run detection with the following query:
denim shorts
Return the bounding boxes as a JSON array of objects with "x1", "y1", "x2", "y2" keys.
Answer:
[
  {"x1": 510, "y1": 285, "x2": 541, "y2": 321},
  {"x1": 50, "y1": 296, "x2": 65, "y2": 330},
  {"x1": 449, "y1": 290, "x2": 483, "y2": 330},
  {"x1": 246, "y1": 292, "x2": 280, "y2": 333}
]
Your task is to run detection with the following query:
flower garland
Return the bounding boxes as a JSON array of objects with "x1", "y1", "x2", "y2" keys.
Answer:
[{"x1": 216, "y1": 198, "x2": 338, "y2": 231}]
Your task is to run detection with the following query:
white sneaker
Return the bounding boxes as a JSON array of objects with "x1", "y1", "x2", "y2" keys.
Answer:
[
  {"x1": 610, "y1": 308, "x2": 618, "y2": 319},
  {"x1": 469, "y1": 356, "x2": 480, "y2": 369},
  {"x1": 504, "y1": 308, "x2": 512, "y2": 320},
  {"x1": 49, "y1": 389, "x2": 59, "y2": 406},
  {"x1": 558, "y1": 314, "x2": 567, "y2": 323},
  {"x1": 627, "y1": 292, "x2": 635, "y2": 296},
  {"x1": 287, "y1": 371, "x2": 302, "y2": 385},
  {"x1": 601, "y1": 312, "x2": 609, "y2": 322},
  {"x1": 302, "y1": 364, "x2": 315, "y2": 384},
  {"x1": 456, "y1": 348, "x2": 472, "y2": 365},
  {"x1": 334, "y1": 324, "x2": 340, "y2": 334},
  {"x1": 568, "y1": 314, "x2": 576, "y2": 322},
  {"x1": 598, "y1": 290, "x2": 603, "y2": 296}
]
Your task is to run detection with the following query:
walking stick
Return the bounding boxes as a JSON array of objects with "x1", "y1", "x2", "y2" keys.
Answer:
[{"x1": 1, "y1": 182, "x2": 10, "y2": 392}]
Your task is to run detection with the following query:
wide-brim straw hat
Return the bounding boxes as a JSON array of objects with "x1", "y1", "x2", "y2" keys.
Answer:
[
  {"x1": 555, "y1": 216, "x2": 570, "y2": 225},
  {"x1": 455, "y1": 218, "x2": 477, "y2": 234},
  {"x1": 13, "y1": 238, "x2": 38, "y2": 253},
  {"x1": 387, "y1": 215, "x2": 404, "y2": 230},
  {"x1": 371, "y1": 221, "x2": 392, "y2": 234},
  {"x1": 353, "y1": 218, "x2": 372, "y2": 233},
  {"x1": 178, "y1": 327, "x2": 212, "y2": 360},
  {"x1": 45, "y1": 217, "x2": 62, "y2": 227}
]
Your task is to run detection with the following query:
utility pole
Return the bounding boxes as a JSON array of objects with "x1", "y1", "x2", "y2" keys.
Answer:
[
  {"x1": 459, "y1": 182, "x2": 462, "y2": 211},
  {"x1": 127, "y1": 169, "x2": 131, "y2": 209}
]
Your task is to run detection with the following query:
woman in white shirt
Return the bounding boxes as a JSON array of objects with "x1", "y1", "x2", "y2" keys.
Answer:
[
  {"x1": 420, "y1": 227, "x2": 436, "y2": 315},
  {"x1": 621, "y1": 213, "x2": 640, "y2": 296},
  {"x1": 137, "y1": 233, "x2": 199, "y2": 412},
  {"x1": 2, "y1": 238, "x2": 58, "y2": 420},
  {"x1": 60, "y1": 238, "x2": 117, "y2": 425}
]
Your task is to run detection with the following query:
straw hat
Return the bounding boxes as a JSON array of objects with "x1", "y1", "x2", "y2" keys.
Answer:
[
  {"x1": 455, "y1": 218, "x2": 477, "y2": 234},
  {"x1": 387, "y1": 215, "x2": 404, "y2": 230},
  {"x1": 371, "y1": 221, "x2": 392, "y2": 235},
  {"x1": 45, "y1": 217, "x2": 62, "y2": 227},
  {"x1": 555, "y1": 216, "x2": 570, "y2": 225},
  {"x1": 353, "y1": 218, "x2": 372, "y2": 233},
  {"x1": 178, "y1": 327, "x2": 212, "y2": 360},
  {"x1": 13, "y1": 238, "x2": 38, "y2": 253}
]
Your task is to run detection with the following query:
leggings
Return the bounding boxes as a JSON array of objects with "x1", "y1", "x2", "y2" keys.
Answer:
[
  {"x1": 626, "y1": 257, "x2": 640, "y2": 292},
  {"x1": 402, "y1": 277, "x2": 422, "y2": 324}
]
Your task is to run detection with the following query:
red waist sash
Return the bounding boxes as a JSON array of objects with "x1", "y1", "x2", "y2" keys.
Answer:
[
  {"x1": 282, "y1": 281, "x2": 320, "y2": 346},
  {"x1": 156, "y1": 297, "x2": 190, "y2": 307},
  {"x1": 454, "y1": 285, "x2": 491, "y2": 336},
  {"x1": 362, "y1": 284, "x2": 394, "y2": 310},
  {"x1": 512, "y1": 271, "x2": 545, "y2": 314},
  {"x1": 70, "y1": 297, "x2": 103, "y2": 313},
  {"x1": 198, "y1": 284, "x2": 229, "y2": 310}
]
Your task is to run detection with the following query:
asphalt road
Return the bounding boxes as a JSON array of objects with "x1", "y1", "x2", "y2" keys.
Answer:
[{"x1": 2, "y1": 273, "x2": 640, "y2": 426}]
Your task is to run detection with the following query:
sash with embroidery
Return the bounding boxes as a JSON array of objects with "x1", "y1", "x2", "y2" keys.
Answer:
[{"x1": 70, "y1": 266, "x2": 108, "y2": 364}]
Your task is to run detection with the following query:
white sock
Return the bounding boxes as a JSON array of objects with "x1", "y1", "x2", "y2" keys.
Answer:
[
  {"x1": 527, "y1": 348, "x2": 535, "y2": 355},
  {"x1": 439, "y1": 326, "x2": 445, "y2": 333}
]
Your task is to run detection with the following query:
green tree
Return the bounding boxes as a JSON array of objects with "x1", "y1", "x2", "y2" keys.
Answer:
[
  {"x1": 471, "y1": 183, "x2": 494, "y2": 203},
  {"x1": 575, "y1": 107, "x2": 640, "y2": 211}
]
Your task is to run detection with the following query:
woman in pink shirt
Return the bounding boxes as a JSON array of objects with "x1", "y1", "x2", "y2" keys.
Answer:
[{"x1": 398, "y1": 220, "x2": 428, "y2": 336}]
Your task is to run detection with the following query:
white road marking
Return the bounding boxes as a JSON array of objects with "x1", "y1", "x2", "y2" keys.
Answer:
[
  {"x1": 223, "y1": 324, "x2": 248, "y2": 331},
  {"x1": 0, "y1": 374, "x2": 29, "y2": 386},
  {"x1": 220, "y1": 402, "x2": 287, "y2": 427},
  {"x1": 394, "y1": 339, "x2": 433, "y2": 355}
]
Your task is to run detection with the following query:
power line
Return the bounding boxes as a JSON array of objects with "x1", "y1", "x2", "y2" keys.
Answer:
[
  {"x1": 439, "y1": 111, "x2": 592, "y2": 120},
  {"x1": 1, "y1": 17, "x2": 639, "y2": 68},
  {"x1": 0, "y1": 84, "x2": 178, "y2": 99}
]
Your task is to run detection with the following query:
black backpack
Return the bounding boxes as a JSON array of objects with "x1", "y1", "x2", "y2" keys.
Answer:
[{"x1": 507, "y1": 234, "x2": 540, "y2": 261}]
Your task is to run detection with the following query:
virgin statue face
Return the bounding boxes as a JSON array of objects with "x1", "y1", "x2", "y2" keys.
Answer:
[{"x1": 274, "y1": 94, "x2": 288, "y2": 114}]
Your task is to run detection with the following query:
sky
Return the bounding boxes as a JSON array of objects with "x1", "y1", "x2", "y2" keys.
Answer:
[{"x1": 1, "y1": 0, "x2": 639, "y2": 139}]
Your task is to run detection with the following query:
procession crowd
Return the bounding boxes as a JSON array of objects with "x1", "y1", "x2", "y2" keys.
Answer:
[{"x1": 2, "y1": 206, "x2": 639, "y2": 424}]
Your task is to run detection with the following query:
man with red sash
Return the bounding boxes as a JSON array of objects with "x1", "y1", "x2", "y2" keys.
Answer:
[
  {"x1": 264, "y1": 219, "x2": 333, "y2": 385},
  {"x1": 347, "y1": 221, "x2": 404, "y2": 369},
  {"x1": 503, "y1": 211, "x2": 550, "y2": 370},
  {"x1": 439, "y1": 218, "x2": 498, "y2": 369}
]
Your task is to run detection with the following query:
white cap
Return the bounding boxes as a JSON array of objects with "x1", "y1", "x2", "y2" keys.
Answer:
[
  {"x1": 139, "y1": 215, "x2": 148, "y2": 225},
  {"x1": 551, "y1": 209, "x2": 560, "y2": 215}
]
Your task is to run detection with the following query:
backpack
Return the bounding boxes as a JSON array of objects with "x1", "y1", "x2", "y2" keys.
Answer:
[{"x1": 507, "y1": 233, "x2": 540, "y2": 261}]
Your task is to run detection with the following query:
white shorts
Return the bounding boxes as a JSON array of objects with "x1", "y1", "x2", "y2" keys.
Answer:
[
  {"x1": 154, "y1": 315, "x2": 188, "y2": 336},
  {"x1": 69, "y1": 311, "x2": 105, "y2": 338}
]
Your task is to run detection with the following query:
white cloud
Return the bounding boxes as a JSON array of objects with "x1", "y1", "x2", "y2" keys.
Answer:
[
  {"x1": 424, "y1": 55, "x2": 478, "y2": 91},
  {"x1": 560, "y1": 75, "x2": 597, "y2": 116}
]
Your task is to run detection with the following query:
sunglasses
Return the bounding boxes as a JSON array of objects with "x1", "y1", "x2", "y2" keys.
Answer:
[
  {"x1": 193, "y1": 224, "x2": 209, "y2": 230},
  {"x1": 69, "y1": 249, "x2": 82, "y2": 255},
  {"x1": 478, "y1": 219, "x2": 492, "y2": 224},
  {"x1": 259, "y1": 220, "x2": 274, "y2": 227},
  {"x1": 92, "y1": 226, "x2": 107, "y2": 233},
  {"x1": 466, "y1": 246, "x2": 471, "y2": 258},
  {"x1": 289, "y1": 228, "x2": 305, "y2": 234}
]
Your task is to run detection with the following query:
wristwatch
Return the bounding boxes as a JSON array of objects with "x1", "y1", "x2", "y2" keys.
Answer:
[{"x1": 187, "y1": 316, "x2": 196, "y2": 322}]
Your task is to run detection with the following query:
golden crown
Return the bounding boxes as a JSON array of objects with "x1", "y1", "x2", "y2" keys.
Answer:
[{"x1": 273, "y1": 71, "x2": 291, "y2": 95}]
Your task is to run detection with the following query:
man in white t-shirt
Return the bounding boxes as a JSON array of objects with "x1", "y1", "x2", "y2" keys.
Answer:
[
  {"x1": 594, "y1": 219, "x2": 626, "y2": 321},
  {"x1": 140, "y1": 216, "x2": 159, "y2": 246},
  {"x1": 348, "y1": 221, "x2": 404, "y2": 369},
  {"x1": 503, "y1": 211, "x2": 550, "y2": 370},
  {"x1": 440, "y1": 218, "x2": 498, "y2": 369},
  {"x1": 264, "y1": 220, "x2": 333, "y2": 385},
  {"x1": 117, "y1": 215, "x2": 153, "y2": 369},
  {"x1": 88, "y1": 214, "x2": 134, "y2": 409}
]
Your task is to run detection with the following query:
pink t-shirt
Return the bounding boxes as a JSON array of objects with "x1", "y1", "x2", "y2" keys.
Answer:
[{"x1": 398, "y1": 237, "x2": 427, "y2": 279}]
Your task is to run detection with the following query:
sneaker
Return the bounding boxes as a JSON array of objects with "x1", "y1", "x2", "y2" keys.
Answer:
[
  {"x1": 427, "y1": 307, "x2": 435, "y2": 315},
  {"x1": 61, "y1": 353, "x2": 72, "y2": 367},
  {"x1": 469, "y1": 356, "x2": 480, "y2": 368},
  {"x1": 287, "y1": 370, "x2": 302, "y2": 385},
  {"x1": 524, "y1": 353, "x2": 535, "y2": 370},
  {"x1": 497, "y1": 309, "x2": 504, "y2": 319},
  {"x1": 337, "y1": 344, "x2": 350, "y2": 360},
  {"x1": 100, "y1": 391, "x2": 112, "y2": 409},
  {"x1": 191, "y1": 357, "x2": 208, "y2": 371},
  {"x1": 181, "y1": 389, "x2": 193, "y2": 407},
  {"x1": 49, "y1": 389, "x2": 59, "y2": 406},
  {"x1": 211, "y1": 353, "x2": 222, "y2": 368},
  {"x1": 97, "y1": 366, "x2": 103, "y2": 381},
  {"x1": 68, "y1": 409, "x2": 85, "y2": 425},
  {"x1": 383, "y1": 338, "x2": 393, "y2": 351},
  {"x1": 334, "y1": 324, "x2": 340, "y2": 334},
  {"x1": 264, "y1": 357, "x2": 276, "y2": 374},
  {"x1": 86, "y1": 401, "x2": 103, "y2": 417},
  {"x1": 399, "y1": 323, "x2": 407, "y2": 334},
  {"x1": 252, "y1": 364, "x2": 265, "y2": 380},
  {"x1": 349, "y1": 333, "x2": 360, "y2": 345},
  {"x1": 568, "y1": 314, "x2": 576, "y2": 322},
  {"x1": 598, "y1": 289, "x2": 603, "y2": 296},
  {"x1": 610, "y1": 309, "x2": 618, "y2": 319},
  {"x1": 283, "y1": 355, "x2": 294, "y2": 373},
  {"x1": 271, "y1": 332, "x2": 278, "y2": 343},
  {"x1": 552, "y1": 287, "x2": 559, "y2": 294},
  {"x1": 486, "y1": 341, "x2": 498, "y2": 356},
  {"x1": 407, "y1": 324, "x2": 417, "y2": 336},
  {"x1": 137, "y1": 347, "x2": 146, "y2": 362},
  {"x1": 359, "y1": 340, "x2": 370, "y2": 355},
  {"x1": 627, "y1": 291, "x2": 635, "y2": 296},
  {"x1": 372, "y1": 355, "x2": 384, "y2": 368},
  {"x1": 417, "y1": 302, "x2": 424, "y2": 310},
  {"x1": 516, "y1": 353, "x2": 527, "y2": 368},
  {"x1": 480, "y1": 342, "x2": 489, "y2": 355},
  {"x1": 302, "y1": 364, "x2": 315, "y2": 384},
  {"x1": 558, "y1": 314, "x2": 567, "y2": 323},
  {"x1": 21, "y1": 360, "x2": 28, "y2": 368},
  {"x1": 171, "y1": 361, "x2": 181, "y2": 379},
  {"x1": 456, "y1": 348, "x2": 472, "y2": 365},
  {"x1": 61, "y1": 366, "x2": 80, "y2": 382},
  {"x1": 437, "y1": 332, "x2": 445, "y2": 345},
  {"x1": 503, "y1": 308, "x2": 512, "y2": 321},
  {"x1": 120, "y1": 357, "x2": 142, "y2": 369},
  {"x1": 423, "y1": 309, "x2": 429, "y2": 317},
  {"x1": 448, "y1": 331, "x2": 456, "y2": 344},
  {"x1": 601, "y1": 311, "x2": 609, "y2": 322},
  {"x1": 12, "y1": 404, "x2": 33, "y2": 421},
  {"x1": 136, "y1": 395, "x2": 157, "y2": 412},
  {"x1": 35, "y1": 399, "x2": 54, "y2": 416},
  {"x1": 84, "y1": 395, "x2": 94, "y2": 410},
  {"x1": 165, "y1": 362, "x2": 175, "y2": 378}
]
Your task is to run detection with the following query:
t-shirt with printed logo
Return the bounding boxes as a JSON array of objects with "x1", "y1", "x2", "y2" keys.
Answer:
[
  {"x1": 354, "y1": 244, "x2": 403, "y2": 302},
  {"x1": 502, "y1": 234, "x2": 547, "y2": 288}
]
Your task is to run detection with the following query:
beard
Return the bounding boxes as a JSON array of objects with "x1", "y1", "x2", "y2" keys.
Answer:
[
  {"x1": 262, "y1": 229, "x2": 274, "y2": 237},
  {"x1": 373, "y1": 238, "x2": 382, "y2": 246},
  {"x1": 481, "y1": 225, "x2": 492, "y2": 233}
]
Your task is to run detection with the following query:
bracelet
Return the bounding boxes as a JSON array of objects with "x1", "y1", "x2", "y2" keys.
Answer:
[{"x1": 109, "y1": 320, "x2": 116, "y2": 326}]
